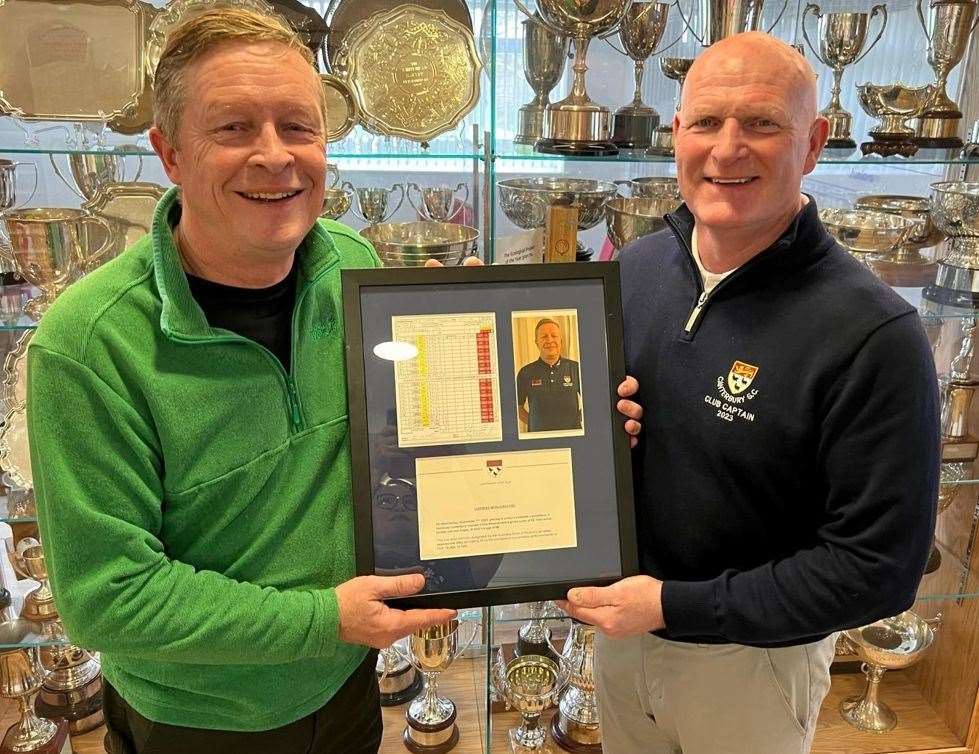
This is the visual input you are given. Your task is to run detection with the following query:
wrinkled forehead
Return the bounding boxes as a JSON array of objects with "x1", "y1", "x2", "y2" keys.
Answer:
[
  {"x1": 537, "y1": 324, "x2": 561, "y2": 338},
  {"x1": 683, "y1": 49, "x2": 814, "y2": 120}
]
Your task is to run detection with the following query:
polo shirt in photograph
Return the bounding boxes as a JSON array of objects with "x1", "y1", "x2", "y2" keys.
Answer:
[{"x1": 516, "y1": 357, "x2": 582, "y2": 432}]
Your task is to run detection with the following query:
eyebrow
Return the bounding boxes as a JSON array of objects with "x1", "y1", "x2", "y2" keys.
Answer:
[{"x1": 685, "y1": 105, "x2": 791, "y2": 122}]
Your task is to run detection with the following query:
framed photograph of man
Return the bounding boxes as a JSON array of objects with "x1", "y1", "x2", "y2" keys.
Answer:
[
  {"x1": 512, "y1": 310, "x2": 584, "y2": 439},
  {"x1": 342, "y1": 263, "x2": 637, "y2": 609}
]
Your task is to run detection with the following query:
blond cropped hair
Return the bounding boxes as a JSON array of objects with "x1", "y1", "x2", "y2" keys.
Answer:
[{"x1": 153, "y1": 7, "x2": 324, "y2": 140}]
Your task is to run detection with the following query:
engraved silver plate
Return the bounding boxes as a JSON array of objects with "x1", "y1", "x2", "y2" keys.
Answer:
[
  {"x1": 0, "y1": 404, "x2": 33, "y2": 490},
  {"x1": 0, "y1": 0, "x2": 152, "y2": 122}
]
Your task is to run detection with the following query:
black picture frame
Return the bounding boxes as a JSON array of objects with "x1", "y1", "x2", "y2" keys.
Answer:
[{"x1": 342, "y1": 262, "x2": 638, "y2": 609}]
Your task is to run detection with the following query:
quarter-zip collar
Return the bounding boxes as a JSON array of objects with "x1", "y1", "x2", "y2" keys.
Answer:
[
  {"x1": 665, "y1": 194, "x2": 835, "y2": 292},
  {"x1": 151, "y1": 187, "x2": 339, "y2": 342},
  {"x1": 665, "y1": 195, "x2": 837, "y2": 338}
]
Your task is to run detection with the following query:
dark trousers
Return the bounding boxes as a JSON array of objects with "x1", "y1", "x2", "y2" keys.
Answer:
[{"x1": 103, "y1": 651, "x2": 381, "y2": 754}]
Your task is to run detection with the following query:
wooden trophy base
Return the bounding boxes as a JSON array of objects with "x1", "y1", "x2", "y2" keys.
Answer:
[
  {"x1": 550, "y1": 713, "x2": 602, "y2": 753},
  {"x1": 404, "y1": 705, "x2": 459, "y2": 754},
  {"x1": 378, "y1": 663, "x2": 422, "y2": 707},
  {"x1": 1, "y1": 716, "x2": 72, "y2": 754}
]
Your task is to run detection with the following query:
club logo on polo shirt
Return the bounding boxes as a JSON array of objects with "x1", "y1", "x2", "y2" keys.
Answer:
[
  {"x1": 704, "y1": 359, "x2": 761, "y2": 423},
  {"x1": 727, "y1": 360, "x2": 759, "y2": 395}
]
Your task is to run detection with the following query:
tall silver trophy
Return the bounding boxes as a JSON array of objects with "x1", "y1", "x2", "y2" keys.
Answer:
[
  {"x1": 802, "y1": 3, "x2": 888, "y2": 149},
  {"x1": 377, "y1": 641, "x2": 422, "y2": 707},
  {"x1": 515, "y1": 602, "x2": 558, "y2": 660},
  {"x1": 515, "y1": 13, "x2": 569, "y2": 146},
  {"x1": 396, "y1": 619, "x2": 479, "y2": 754},
  {"x1": 647, "y1": 56, "x2": 694, "y2": 156},
  {"x1": 915, "y1": 0, "x2": 979, "y2": 148},
  {"x1": 514, "y1": 0, "x2": 634, "y2": 156},
  {"x1": 550, "y1": 621, "x2": 602, "y2": 752},
  {"x1": 610, "y1": 2, "x2": 674, "y2": 149},
  {"x1": 678, "y1": 0, "x2": 788, "y2": 44}
]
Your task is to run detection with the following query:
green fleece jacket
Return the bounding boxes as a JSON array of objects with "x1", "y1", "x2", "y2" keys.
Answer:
[{"x1": 27, "y1": 188, "x2": 380, "y2": 731}]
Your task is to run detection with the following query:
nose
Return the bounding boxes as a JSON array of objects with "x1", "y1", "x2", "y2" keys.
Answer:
[
  {"x1": 710, "y1": 118, "x2": 749, "y2": 165},
  {"x1": 248, "y1": 122, "x2": 295, "y2": 173}
]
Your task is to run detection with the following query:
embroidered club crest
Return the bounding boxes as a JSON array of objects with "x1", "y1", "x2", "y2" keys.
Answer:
[{"x1": 727, "y1": 360, "x2": 759, "y2": 395}]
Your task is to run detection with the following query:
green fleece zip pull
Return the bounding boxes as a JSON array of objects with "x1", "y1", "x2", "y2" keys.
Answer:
[
  {"x1": 685, "y1": 291, "x2": 709, "y2": 333},
  {"x1": 286, "y1": 376, "x2": 302, "y2": 431}
]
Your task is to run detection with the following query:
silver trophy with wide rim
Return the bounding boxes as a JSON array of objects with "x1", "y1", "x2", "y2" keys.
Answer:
[
  {"x1": 550, "y1": 620, "x2": 602, "y2": 752},
  {"x1": 678, "y1": 0, "x2": 788, "y2": 45},
  {"x1": 342, "y1": 182, "x2": 405, "y2": 226},
  {"x1": 840, "y1": 611, "x2": 940, "y2": 732},
  {"x1": 396, "y1": 618, "x2": 479, "y2": 754},
  {"x1": 493, "y1": 651, "x2": 569, "y2": 751},
  {"x1": 802, "y1": 3, "x2": 888, "y2": 149},
  {"x1": 647, "y1": 56, "x2": 694, "y2": 156}
]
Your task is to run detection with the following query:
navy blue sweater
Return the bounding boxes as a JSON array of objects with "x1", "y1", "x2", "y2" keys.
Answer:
[{"x1": 619, "y1": 198, "x2": 940, "y2": 647}]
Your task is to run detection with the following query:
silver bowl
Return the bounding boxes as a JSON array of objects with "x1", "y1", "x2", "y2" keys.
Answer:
[
  {"x1": 819, "y1": 208, "x2": 914, "y2": 258},
  {"x1": 616, "y1": 176, "x2": 681, "y2": 201},
  {"x1": 929, "y1": 182, "x2": 979, "y2": 240},
  {"x1": 360, "y1": 221, "x2": 478, "y2": 267},
  {"x1": 497, "y1": 177, "x2": 618, "y2": 232},
  {"x1": 605, "y1": 196, "x2": 676, "y2": 250},
  {"x1": 855, "y1": 195, "x2": 943, "y2": 250},
  {"x1": 321, "y1": 187, "x2": 352, "y2": 220}
]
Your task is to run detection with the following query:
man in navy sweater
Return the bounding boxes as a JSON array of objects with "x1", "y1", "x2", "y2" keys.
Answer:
[{"x1": 558, "y1": 32, "x2": 939, "y2": 754}]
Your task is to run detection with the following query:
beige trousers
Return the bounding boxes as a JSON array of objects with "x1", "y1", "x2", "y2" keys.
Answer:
[{"x1": 594, "y1": 631, "x2": 837, "y2": 754}]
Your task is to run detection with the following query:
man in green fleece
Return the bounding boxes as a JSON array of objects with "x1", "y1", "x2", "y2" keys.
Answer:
[{"x1": 26, "y1": 8, "x2": 458, "y2": 753}]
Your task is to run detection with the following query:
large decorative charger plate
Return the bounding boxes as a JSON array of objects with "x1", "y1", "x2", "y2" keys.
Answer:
[
  {"x1": 344, "y1": 5, "x2": 482, "y2": 143},
  {"x1": 109, "y1": 4, "x2": 159, "y2": 134},
  {"x1": 321, "y1": 74, "x2": 358, "y2": 142},
  {"x1": 0, "y1": 405, "x2": 32, "y2": 490},
  {"x1": 325, "y1": 0, "x2": 472, "y2": 75},
  {"x1": 145, "y1": 0, "x2": 276, "y2": 81},
  {"x1": 1, "y1": 331, "x2": 31, "y2": 421},
  {"x1": 81, "y1": 180, "x2": 167, "y2": 265},
  {"x1": 267, "y1": 0, "x2": 328, "y2": 67},
  {"x1": 0, "y1": 0, "x2": 152, "y2": 122}
]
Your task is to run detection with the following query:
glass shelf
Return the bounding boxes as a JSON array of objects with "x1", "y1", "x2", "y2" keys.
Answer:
[
  {"x1": 0, "y1": 145, "x2": 487, "y2": 161},
  {"x1": 0, "y1": 495, "x2": 36, "y2": 524},
  {"x1": 0, "y1": 321, "x2": 37, "y2": 331},
  {"x1": 495, "y1": 146, "x2": 979, "y2": 165},
  {"x1": 0, "y1": 619, "x2": 68, "y2": 650}
]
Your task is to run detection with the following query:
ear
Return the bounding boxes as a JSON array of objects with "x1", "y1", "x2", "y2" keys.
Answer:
[
  {"x1": 672, "y1": 111, "x2": 681, "y2": 138},
  {"x1": 149, "y1": 126, "x2": 182, "y2": 186},
  {"x1": 803, "y1": 117, "x2": 830, "y2": 175}
]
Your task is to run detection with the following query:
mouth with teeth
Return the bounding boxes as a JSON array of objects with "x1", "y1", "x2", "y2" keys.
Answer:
[
  {"x1": 705, "y1": 177, "x2": 758, "y2": 185},
  {"x1": 238, "y1": 189, "x2": 303, "y2": 203}
]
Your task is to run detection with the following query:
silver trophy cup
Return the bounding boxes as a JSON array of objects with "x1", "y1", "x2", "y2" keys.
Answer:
[
  {"x1": 49, "y1": 152, "x2": 143, "y2": 202},
  {"x1": 550, "y1": 620, "x2": 602, "y2": 751},
  {"x1": 407, "y1": 183, "x2": 470, "y2": 223},
  {"x1": 515, "y1": 14, "x2": 570, "y2": 146},
  {"x1": 396, "y1": 619, "x2": 479, "y2": 753},
  {"x1": 493, "y1": 651, "x2": 569, "y2": 750},
  {"x1": 343, "y1": 182, "x2": 406, "y2": 226},
  {"x1": 802, "y1": 3, "x2": 888, "y2": 149},
  {"x1": 915, "y1": 0, "x2": 979, "y2": 147},
  {"x1": 679, "y1": 0, "x2": 788, "y2": 46}
]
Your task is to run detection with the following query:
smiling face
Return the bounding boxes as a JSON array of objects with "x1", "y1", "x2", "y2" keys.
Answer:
[
  {"x1": 536, "y1": 322, "x2": 563, "y2": 362},
  {"x1": 150, "y1": 41, "x2": 326, "y2": 278},
  {"x1": 673, "y1": 33, "x2": 827, "y2": 251}
]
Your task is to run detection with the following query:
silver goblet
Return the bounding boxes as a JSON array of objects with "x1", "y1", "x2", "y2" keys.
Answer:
[
  {"x1": 840, "y1": 611, "x2": 940, "y2": 732},
  {"x1": 320, "y1": 187, "x2": 353, "y2": 220},
  {"x1": 493, "y1": 652, "x2": 568, "y2": 750},
  {"x1": 0, "y1": 635, "x2": 61, "y2": 753},
  {"x1": 610, "y1": 2, "x2": 673, "y2": 149},
  {"x1": 802, "y1": 3, "x2": 888, "y2": 149}
]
